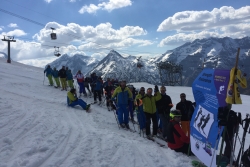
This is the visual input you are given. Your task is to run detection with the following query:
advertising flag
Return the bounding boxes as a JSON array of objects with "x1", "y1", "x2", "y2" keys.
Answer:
[{"x1": 191, "y1": 69, "x2": 230, "y2": 167}]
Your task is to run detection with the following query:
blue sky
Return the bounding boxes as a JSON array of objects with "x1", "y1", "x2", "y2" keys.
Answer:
[{"x1": 0, "y1": 0, "x2": 250, "y2": 67}]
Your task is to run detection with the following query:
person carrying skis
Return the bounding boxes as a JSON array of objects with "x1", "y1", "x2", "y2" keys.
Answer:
[
  {"x1": 52, "y1": 67, "x2": 60, "y2": 88},
  {"x1": 140, "y1": 85, "x2": 161, "y2": 139},
  {"x1": 176, "y1": 93, "x2": 194, "y2": 138},
  {"x1": 156, "y1": 86, "x2": 173, "y2": 141},
  {"x1": 44, "y1": 65, "x2": 54, "y2": 86},
  {"x1": 111, "y1": 81, "x2": 132, "y2": 129},
  {"x1": 67, "y1": 88, "x2": 90, "y2": 111},
  {"x1": 58, "y1": 66, "x2": 67, "y2": 91},
  {"x1": 166, "y1": 110, "x2": 191, "y2": 155},
  {"x1": 104, "y1": 81, "x2": 114, "y2": 111},
  {"x1": 135, "y1": 87, "x2": 146, "y2": 132},
  {"x1": 93, "y1": 76, "x2": 103, "y2": 104},
  {"x1": 66, "y1": 69, "x2": 74, "y2": 89},
  {"x1": 75, "y1": 70, "x2": 87, "y2": 97}
]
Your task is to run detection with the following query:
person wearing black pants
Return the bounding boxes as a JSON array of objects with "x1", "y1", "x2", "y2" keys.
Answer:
[
  {"x1": 93, "y1": 77, "x2": 103, "y2": 104},
  {"x1": 144, "y1": 112, "x2": 158, "y2": 136},
  {"x1": 104, "y1": 81, "x2": 114, "y2": 110},
  {"x1": 140, "y1": 86, "x2": 161, "y2": 139},
  {"x1": 156, "y1": 86, "x2": 173, "y2": 141}
]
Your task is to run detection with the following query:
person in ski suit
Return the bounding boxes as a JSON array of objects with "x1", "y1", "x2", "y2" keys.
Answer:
[
  {"x1": 84, "y1": 77, "x2": 92, "y2": 96},
  {"x1": 44, "y1": 65, "x2": 53, "y2": 86},
  {"x1": 90, "y1": 73, "x2": 98, "y2": 93},
  {"x1": 93, "y1": 77, "x2": 103, "y2": 104},
  {"x1": 75, "y1": 70, "x2": 87, "y2": 97},
  {"x1": 156, "y1": 86, "x2": 173, "y2": 141},
  {"x1": 103, "y1": 78, "x2": 111, "y2": 88},
  {"x1": 52, "y1": 67, "x2": 60, "y2": 88},
  {"x1": 166, "y1": 110, "x2": 191, "y2": 155},
  {"x1": 135, "y1": 87, "x2": 146, "y2": 131},
  {"x1": 104, "y1": 81, "x2": 114, "y2": 111},
  {"x1": 176, "y1": 93, "x2": 194, "y2": 138},
  {"x1": 140, "y1": 86, "x2": 161, "y2": 138},
  {"x1": 128, "y1": 86, "x2": 136, "y2": 123},
  {"x1": 111, "y1": 81, "x2": 132, "y2": 129},
  {"x1": 58, "y1": 66, "x2": 67, "y2": 91},
  {"x1": 67, "y1": 88, "x2": 90, "y2": 110},
  {"x1": 66, "y1": 69, "x2": 74, "y2": 89}
]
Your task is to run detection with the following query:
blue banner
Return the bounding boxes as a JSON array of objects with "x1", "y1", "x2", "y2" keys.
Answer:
[{"x1": 190, "y1": 68, "x2": 230, "y2": 167}]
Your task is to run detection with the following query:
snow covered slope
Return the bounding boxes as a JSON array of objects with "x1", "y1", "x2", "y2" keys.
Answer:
[{"x1": 0, "y1": 58, "x2": 249, "y2": 167}]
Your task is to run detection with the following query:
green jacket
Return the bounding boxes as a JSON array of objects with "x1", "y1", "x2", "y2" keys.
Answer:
[
  {"x1": 136, "y1": 92, "x2": 161, "y2": 114},
  {"x1": 67, "y1": 91, "x2": 77, "y2": 104}
]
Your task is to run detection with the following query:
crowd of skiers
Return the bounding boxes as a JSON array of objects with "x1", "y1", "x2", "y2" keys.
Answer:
[{"x1": 44, "y1": 65, "x2": 250, "y2": 165}]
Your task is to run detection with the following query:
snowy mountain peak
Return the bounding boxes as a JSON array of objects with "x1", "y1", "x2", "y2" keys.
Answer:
[{"x1": 48, "y1": 53, "x2": 99, "y2": 75}]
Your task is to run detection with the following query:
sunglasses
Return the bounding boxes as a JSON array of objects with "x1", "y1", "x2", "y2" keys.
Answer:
[
  {"x1": 140, "y1": 90, "x2": 145, "y2": 91},
  {"x1": 181, "y1": 96, "x2": 186, "y2": 97}
]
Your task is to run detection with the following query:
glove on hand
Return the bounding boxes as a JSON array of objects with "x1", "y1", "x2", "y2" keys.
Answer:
[{"x1": 154, "y1": 85, "x2": 159, "y2": 92}]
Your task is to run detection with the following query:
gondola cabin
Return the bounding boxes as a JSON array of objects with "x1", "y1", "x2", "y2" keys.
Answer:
[
  {"x1": 51, "y1": 33, "x2": 57, "y2": 40},
  {"x1": 50, "y1": 27, "x2": 57, "y2": 40}
]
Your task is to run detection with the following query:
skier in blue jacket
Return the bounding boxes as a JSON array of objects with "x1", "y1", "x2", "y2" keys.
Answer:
[
  {"x1": 111, "y1": 81, "x2": 133, "y2": 129},
  {"x1": 93, "y1": 76, "x2": 103, "y2": 104},
  {"x1": 44, "y1": 65, "x2": 53, "y2": 86}
]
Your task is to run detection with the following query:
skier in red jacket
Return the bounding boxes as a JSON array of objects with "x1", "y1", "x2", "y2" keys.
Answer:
[{"x1": 166, "y1": 110, "x2": 190, "y2": 155}]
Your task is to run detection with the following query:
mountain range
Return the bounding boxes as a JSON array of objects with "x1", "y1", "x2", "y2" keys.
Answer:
[{"x1": 47, "y1": 37, "x2": 250, "y2": 95}]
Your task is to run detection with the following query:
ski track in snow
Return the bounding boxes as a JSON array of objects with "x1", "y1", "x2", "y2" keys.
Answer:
[{"x1": 0, "y1": 58, "x2": 249, "y2": 167}]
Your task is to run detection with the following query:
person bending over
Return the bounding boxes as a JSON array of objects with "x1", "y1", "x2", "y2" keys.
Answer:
[{"x1": 166, "y1": 110, "x2": 191, "y2": 155}]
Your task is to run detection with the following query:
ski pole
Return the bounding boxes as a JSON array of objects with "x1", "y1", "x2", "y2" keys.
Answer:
[
  {"x1": 210, "y1": 126, "x2": 221, "y2": 167},
  {"x1": 235, "y1": 114, "x2": 250, "y2": 167}
]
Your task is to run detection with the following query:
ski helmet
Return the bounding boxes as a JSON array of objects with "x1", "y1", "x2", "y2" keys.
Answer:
[{"x1": 170, "y1": 110, "x2": 182, "y2": 119}]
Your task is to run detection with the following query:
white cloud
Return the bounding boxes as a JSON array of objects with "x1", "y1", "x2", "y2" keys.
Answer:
[
  {"x1": 1, "y1": 29, "x2": 27, "y2": 37},
  {"x1": 69, "y1": 0, "x2": 76, "y2": 2},
  {"x1": 0, "y1": 28, "x2": 2, "y2": 31},
  {"x1": 0, "y1": 21, "x2": 150, "y2": 67},
  {"x1": 90, "y1": 52, "x2": 106, "y2": 60},
  {"x1": 33, "y1": 22, "x2": 150, "y2": 50},
  {"x1": 157, "y1": 6, "x2": 250, "y2": 32},
  {"x1": 157, "y1": 6, "x2": 250, "y2": 47},
  {"x1": 158, "y1": 31, "x2": 221, "y2": 46},
  {"x1": 44, "y1": 0, "x2": 52, "y2": 3},
  {"x1": 79, "y1": 0, "x2": 132, "y2": 14},
  {"x1": 8, "y1": 23, "x2": 18, "y2": 28}
]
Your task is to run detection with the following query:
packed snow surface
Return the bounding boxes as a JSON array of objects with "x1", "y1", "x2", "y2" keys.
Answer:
[{"x1": 0, "y1": 58, "x2": 249, "y2": 167}]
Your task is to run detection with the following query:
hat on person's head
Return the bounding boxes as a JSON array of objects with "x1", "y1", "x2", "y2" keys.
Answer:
[
  {"x1": 170, "y1": 110, "x2": 182, "y2": 119},
  {"x1": 70, "y1": 88, "x2": 76, "y2": 93}
]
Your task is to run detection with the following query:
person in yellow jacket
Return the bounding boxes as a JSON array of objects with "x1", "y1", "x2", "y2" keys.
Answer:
[
  {"x1": 139, "y1": 85, "x2": 161, "y2": 139},
  {"x1": 111, "y1": 81, "x2": 132, "y2": 129},
  {"x1": 67, "y1": 88, "x2": 90, "y2": 111}
]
